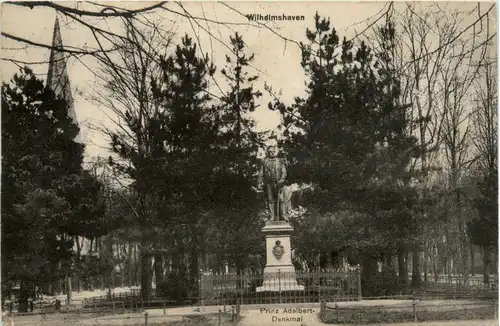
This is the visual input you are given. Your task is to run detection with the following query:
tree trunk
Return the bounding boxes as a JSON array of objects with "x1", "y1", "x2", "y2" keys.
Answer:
[
  {"x1": 87, "y1": 238, "x2": 94, "y2": 291},
  {"x1": 140, "y1": 249, "x2": 152, "y2": 300},
  {"x1": 189, "y1": 246, "x2": 199, "y2": 295},
  {"x1": 423, "y1": 243, "x2": 428, "y2": 286},
  {"x1": 456, "y1": 191, "x2": 469, "y2": 288},
  {"x1": 41, "y1": 282, "x2": 50, "y2": 295},
  {"x1": 493, "y1": 249, "x2": 498, "y2": 274},
  {"x1": 215, "y1": 250, "x2": 224, "y2": 274},
  {"x1": 411, "y1": 250, "x2": 422, "y2": 289},
  {"x1": 105, "y1": 238, "x2": 113, "y2": 295},
  {"x1": 75, "y1": 237, "x2": 82, "y2": 292},
  {"x1": 441, "y1": 237, "x2": 448, "y2": 276},
  {"x1": 172, "y1": 250, "x2": 181, "y2": 275},
  {"x1": 66, "y1": 275, "x2": 72, "y2": 305},
  {"x1": 460, "y1": 241, "x2": 469, "y2": 287},
  {"x1": 397, "y1": 247, "x2": 408, "y2": 291},
  {"x1": 319, "y1": 252, "x2": 328, "y2": 271},
  {"x1": 52, "y1": 261, "x2": 62, "y2": 294},
  {"x1": 154, "y1": 251, "x2": 164, "y2": 285},
  {"x1": 235, "y1": 252, "x2": 244, "y2": 290},
  {"x1": 18, "y1": 280, "x2": 31, "y2": 313},
  {"x1": 134, "y1": 244, "x2": 140, "y2": 286},
  {"x1": 432, "y1": 243, "x2": 439, "y2": 282},
  {"x1": 165, "y1": 257, "x2": 171, "y2": 279},
  {"x1": 361, "y1": 256, "x2": 378, "y2": 297},
  {"x1": 383, "y1": 255, "x2": 393, "y2": 272},
  {"x1": 483, "y1": 247, "x2": 491, "y2": 285},
  {"x1": 470, "y1": 244, "x2": 475, "y2": 276},
  {"x1": 127, "y1": 242, "x2": 133, "y2": 287}
]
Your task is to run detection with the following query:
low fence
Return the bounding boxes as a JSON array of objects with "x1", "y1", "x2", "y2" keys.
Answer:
[
  {"x1": 2, "y1": 295, "x2": 198, "y2": 317},
  {"x1": 14, "y1": 272, "x2": 492, "y2": 309},
  {"x1": 200, "y1": 270, "x2": 362, "y2": 305},
  {"x1": 420, "y1": 274, "x2": 498, "y2": 288},
  {"x1": 4, "y1": 272, "x2": 496, "y2": 317},
  {"x1": 1, "y1": 306, "x2": 242, "y2": 326},
  {"x1": 319, "y1": 292, "x2": 498, "y2": 324}
]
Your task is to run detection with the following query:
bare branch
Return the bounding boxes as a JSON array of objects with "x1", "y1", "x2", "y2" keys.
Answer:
[
  {"x1": 5, "y1": 1, "x2": 167, "y2": 18},
  {"x1": 1, "y1": 31, "x2": 106, "y2": 56}
]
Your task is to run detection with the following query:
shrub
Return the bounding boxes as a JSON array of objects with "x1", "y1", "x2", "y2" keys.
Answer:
[
  {"x1": 362, "y1": 269, "x2": 400, "y2": 297},
  {"x1": 157, "y1": 273, "x2": 189, "y2": 301}
]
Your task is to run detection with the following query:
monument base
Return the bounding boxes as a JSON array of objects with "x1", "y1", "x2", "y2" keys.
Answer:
[
  {"x1": 256, "y1": 221, "x2": 305, "y2": 292},
  {"x1": 256, "y1": 266, "x2": 305, "y2": 292}
]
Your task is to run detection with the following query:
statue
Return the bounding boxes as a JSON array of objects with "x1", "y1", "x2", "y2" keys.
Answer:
[
  {"x1": 279, "y1": 184, "x2": 293, "y2": 220},
  {"x1": 258, "y1": 144, "x2": 288, "y2": 221}
]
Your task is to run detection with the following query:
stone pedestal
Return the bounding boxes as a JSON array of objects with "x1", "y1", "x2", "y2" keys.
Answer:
[{"x1": 256, "y1": 221, "x2": 304, "y2": 292}]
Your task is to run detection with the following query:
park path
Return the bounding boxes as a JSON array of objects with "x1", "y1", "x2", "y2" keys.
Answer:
[
  {"x1": 238, "y1": 310, "x2": 322, "y2": 326},
  {"x1": 349, "y1": 321, "x2": 498, "y2": 326},
  {"x1": 237, "y1": 303, "x2": 323, "y2": 326},
  {"x1": 237, "y1": 314, "x2": 498, "y2": 326}
]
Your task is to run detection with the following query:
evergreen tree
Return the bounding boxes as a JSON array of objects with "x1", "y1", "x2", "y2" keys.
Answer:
[
  {"x1": 469, "y1": 167, "x2": 498, "y2": 281},
  {"x1": 212, "y1": 32, "x2": 265, "y2": 274},
  {"x1": 269, "y1": 14, "x2": 418, "y2": 295},
  {"x1": 153, "y1": 34, "x2": 218, "y2": 292},
  {"x1": 107, "y1": 32, "x2": 218, "y2": 298},
  {"x1": 272, "y1": 13, "x2": 385, "y2": 206},
  {"x1": 362, "y1": 18, "x2": 424, "y2": 292},
  {"x1": 1, "y1": 68, "x2": 105, "y2": 311}
]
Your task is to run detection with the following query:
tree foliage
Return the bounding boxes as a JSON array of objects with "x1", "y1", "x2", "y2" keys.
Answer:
[
  {"x1": 267, "y1": 14, "x2": 423, "y2": 294},
  {"x1": 1, "y1": 68, "x2": 106, "y2": 310}
]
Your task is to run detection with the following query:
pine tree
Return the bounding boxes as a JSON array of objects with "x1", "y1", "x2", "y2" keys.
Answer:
[
  {"x1": 272, "y1": 13, "x2": 385, "y2": 206},
  {"x1": 1, "y1": 68, "x2": 105, "y2": 311},
  {"x1": 107, "y1": 33, "x2": 218, "y2": 298},
  {"x1": 269, "y1": 14, "x2": 418, "y2": 295},
  {"x1": 469, "y1": 168, "x2": 498, "y2": 281},
  {"x1": 363, "y1": 19, "x2": 423, "y2": 292},
  {"x1": 212, "y1": 32, "x2": 265, "y2": 274},
  {"x1": 153, "y1": 34, "x2": 218, "y2": 291}
]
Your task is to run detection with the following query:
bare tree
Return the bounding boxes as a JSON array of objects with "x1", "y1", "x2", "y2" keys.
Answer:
[
  {"x1": 1, "y1": 2, "x2": 166, "y2": 65},
  {"x1": 85, "y1": 17, "x2": 175, "y2": 299},
  {"x1": 393, "y1": 3, "x2": 457, "y2": 289},
  {"x1": 1, "y1": 2, "x2": 301, "y2": 73},
  {"x1": 439, "y1": 51, "x2": 478, "y2": 287},
  {"x1": 472, "y1": 22, "x2": 497, "y2": 175},
  {"x1": 371, "y1": 2, "x2": 496, "y2": 288},
  {"x1": 470, "y1": 15, "x2": 497, "y2": 283}
]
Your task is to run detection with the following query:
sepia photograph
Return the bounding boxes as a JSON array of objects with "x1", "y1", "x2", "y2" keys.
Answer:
[{"x1": 1, "y1": 1, "x2": 498, "y2": 325}]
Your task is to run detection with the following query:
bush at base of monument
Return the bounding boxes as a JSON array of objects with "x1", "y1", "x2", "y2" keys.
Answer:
[{"x1": 156, "y1": 273, "x2": 190, "y2": 301}]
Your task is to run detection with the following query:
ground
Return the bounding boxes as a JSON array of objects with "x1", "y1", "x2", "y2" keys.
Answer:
[
  {"x1": 3, "y1": 301, "x2": 497, "y2": 326},
  {"x1": 345, "y1": 321, "x2": 498, "y2": 326},
  {"x1": 322, "y1": 299, "x2": 495, "y2": 324}
]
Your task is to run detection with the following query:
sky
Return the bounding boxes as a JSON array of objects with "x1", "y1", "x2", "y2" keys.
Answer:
[{"x1": 1, "y1": 1, "x2": 495, "y2": 162}]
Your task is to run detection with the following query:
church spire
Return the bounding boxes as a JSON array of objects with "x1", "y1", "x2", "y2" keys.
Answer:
[{"x1": 47, "y1": 17, "x2": 80, "y2": 141}]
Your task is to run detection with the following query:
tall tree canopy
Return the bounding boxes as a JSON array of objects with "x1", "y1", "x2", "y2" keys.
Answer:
[
  {"x1": 268, "y1": 14, "x2": 420, "y2": 294},
  {"x1": 1, "y1": 68, "x2": 106, "y2": 311}
]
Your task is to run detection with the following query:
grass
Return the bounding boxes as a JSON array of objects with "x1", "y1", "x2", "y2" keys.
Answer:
[
  {"x1": 3, "y1": 315, "x2": 238, "y2": 326},
  {"x1": 90, "y1": 315, "x2": 238, "y2": 326},
  {"x1": 322, "y1": 302, "x2": 496, "y2": 324},
  {"x1": 168, "y1": 315, "x2": 238, "y2": 325}
]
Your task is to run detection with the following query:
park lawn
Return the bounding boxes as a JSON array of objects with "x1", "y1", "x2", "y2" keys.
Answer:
[
  {"x1": 87, "y1": 314, "x2": 238, "y2": 326},
  {"x1": 4, "y1": 312, "x2": 238, "y2": 326},
  {"x1": 323, "y1": 301, "x2": 496, "y2": 324},
  {"x1": 168, "y1": 315, "x2": 237, "y2": 325}
]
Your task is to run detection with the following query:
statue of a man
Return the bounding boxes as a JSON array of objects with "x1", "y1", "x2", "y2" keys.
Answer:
[{"x1": 258, "y1": 144, "x2": 287, "y2": 221}]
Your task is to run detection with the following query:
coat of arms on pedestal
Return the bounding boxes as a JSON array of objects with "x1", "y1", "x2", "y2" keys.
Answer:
[{"x1": 272, "y1": 240, "x2": 285, "y2": 260}]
